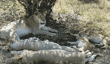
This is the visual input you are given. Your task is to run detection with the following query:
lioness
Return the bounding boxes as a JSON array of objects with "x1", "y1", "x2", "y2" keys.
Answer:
[
  {"x1": 16, "y1": 12, "x2": 58, "y2": 37},
  {"x1": 0, "y1": 12, "x2": 58, "y2": 41}
]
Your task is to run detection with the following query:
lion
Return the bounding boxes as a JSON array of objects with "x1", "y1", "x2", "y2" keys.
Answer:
[
  {"x1": 0, "y1": 12, "x2": 58, "y2": 41},
  {"x1": 16, "y1": 12, "x2": 58, "y2": 37}
]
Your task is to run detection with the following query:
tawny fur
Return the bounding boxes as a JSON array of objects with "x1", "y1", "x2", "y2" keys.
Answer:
[
  {"x1": 0, "y1": 12, "x2": 58, "y2": 41},
  {"x1": 8, "y1": 50, "x2": 85, "y2": 64}
]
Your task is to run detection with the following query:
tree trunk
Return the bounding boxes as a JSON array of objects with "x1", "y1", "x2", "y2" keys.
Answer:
[{"x1": 17, "y1": 0, "x2": 57, "y2": 26}]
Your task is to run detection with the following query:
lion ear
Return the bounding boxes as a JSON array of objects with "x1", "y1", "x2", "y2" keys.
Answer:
[{"x1": 34, "y1": 11, "x2": 38, "y2": 15}]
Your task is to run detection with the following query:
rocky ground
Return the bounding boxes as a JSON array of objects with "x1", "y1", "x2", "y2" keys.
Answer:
[{"x1": 0, "y1": 11, "x2": 110, "y2": 64}]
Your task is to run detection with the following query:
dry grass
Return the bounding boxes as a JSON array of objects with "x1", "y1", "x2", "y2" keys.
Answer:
[
  {"x1": 53, "y1": 0, "x2": 110, "y2": 35},
  {"x1": 0, "y1": 0, "x2": 25, "y2": 22},
  {"x1": 0, "y1": 0, "x2": 110, "y2": 64}
]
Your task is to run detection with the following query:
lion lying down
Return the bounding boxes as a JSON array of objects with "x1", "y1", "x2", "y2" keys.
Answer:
[{"x1": 0, "y1": 12, "x2": 58, "y2": 41}]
